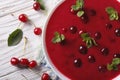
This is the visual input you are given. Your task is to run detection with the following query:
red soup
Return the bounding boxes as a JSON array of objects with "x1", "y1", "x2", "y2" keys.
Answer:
[{"x1": 45, "y1": 0, "x2": 120, "y2": 80}]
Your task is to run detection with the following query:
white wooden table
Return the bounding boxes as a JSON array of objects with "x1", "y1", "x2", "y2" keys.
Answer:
[{"x1": 0, "y1": 0, "x2": 61, "y2": 80}]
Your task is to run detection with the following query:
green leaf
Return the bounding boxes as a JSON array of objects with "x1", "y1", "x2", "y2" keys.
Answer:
[
  {"x1": 106, "y1": 7, "x2": 119, "y2": 20},
  {"x1": 106, "y1": 7, "x2": 115, "y2": 14},
  {"x1": 71, "y1": 5, "x2": 79, "y2": 11},
  {"x1": 81, "y1": 33, "x2": 89, "y2": 39},
  {"x1": 52, "y1": 32, "x2": 65, "y2": 44},
  {"x1": 112, "y1": 65, "x2": 118, "y2": 70},
  {"x1": 77, "y1": 11, "x2": 84, "y2": 17},
  {"x1": 71, "y1": 0, "x2": 84, "y2": 11},
  {"x1": 8, "y1": 29, "x2": 23, "y2": 46},
  {"x1": 76, "y1": 0, "x2": 84, "y2": 9},
  {"x1": 80, "y1": 33, "x2": 97, "y2": 48},
  {"x1": 52, "y1": 37, "x2": 61, "y2": 43},
  {"x1": 107, "y1": 64, "x2": 113, "y2": 71},
  {"x1": 112, "y1": 58, "x2": 120, "y2": 65},
  {"x1": 107, "y1": 58, "x2": 120, "y2": 71},
  {"x1": 110, "y1": 13, "x2": 116, "y2": 20},
  {"x1": 61, "y1": 34, "x2": 65, "y2": 41},
  {"x1": 92, "y1": 38, "x2": 98, "y2": 46}
]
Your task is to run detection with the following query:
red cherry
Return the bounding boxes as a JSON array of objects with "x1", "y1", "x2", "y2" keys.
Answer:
[
  {"x1": 34, "y1": 27, "x2": 42, "y2": 35},
  {"x1": 98, "y1": 65, "x2": 107, "y2": 72},
  {"x1": 29, "y1": 60, "x2": 37, "y2": 68},
  {"x1": 69, "y1": 26, "x2": 77, "y2": 34},
  {"x1": 33, "y1": 2, "x2": 41, "y2": 11},
  {"x1": 18, "y1": 14, "x2": 28, "y2": 22},
  {"x1": 41, "y1": 73, "x2": 50, "y2": 80},
  {"x1": 74, "y1": 58, "x2": 82, "y2": 67},
  {"x1": 10, "y1": 57, "x2": 19, "y2": 65},
  {"x1": 20, "y1": 58, "x2": 29, "y2": 66}
]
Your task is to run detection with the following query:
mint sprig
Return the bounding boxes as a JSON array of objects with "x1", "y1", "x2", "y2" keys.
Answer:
[
  {"x1": 107, "y1": 58, "x2": 120, "y2": 71},
  {"x1": 52, "y1": 32, "x2": 65, "y2": 43},
  {"x1": 71, "y1": 0, "x2": 84, "y2": 17},
  {"x1": 77, "y1": 11, "x2": 84, "y2": 17},
  {"x1": 80, "y1": 33, "x2": 97, "y2": 48},
  {"x1": 106, "y1": 7, "x2": 119, "y2": 20}
]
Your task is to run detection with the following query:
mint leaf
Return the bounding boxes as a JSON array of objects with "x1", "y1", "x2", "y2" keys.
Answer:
[
  {"x1": 107, "y1": 58, "x2": 120, "y2": 71},
  {"x1": 71, "y1": 0, "x2": 84, "y2": 17},
  {"x1": 77, "y1": 11, "x2": 84, "y2": 17},
  {"x1": 61, "y1": 34, "x2": 65, "y2": 41},
  {"x1": 107, "y1": 64, "x2": 113, "y2": 71},
  {"x1": 106, "y1": 7, "x2": 119, "y2": 20},
  {"x1": 76, "y1": 0, "x2": 84, "y2": 9},
  {"x1": 112, "y1": 65, "x2": 118, "y2": 70},
  {"x1": 80, "y1": 33, "x2": 97, "y2": 48},
  {"x1": 106, "y1": 7, "x2": 115, "y2": 14},
  {"x1": 81, "y1": 33, "x2": 89, "y2": 38},
  {"x1": 112, "y1": 58, "x2": 120, "y2": 65},
  {"x1": 71, "y1": 5, "x2": 79, "y2": 11},
  {"x1": 52, "y1": 32, "x2": 65, "y2": 43},
  {"x1": 8, "y1": 29, "x2": 23, "y2": 46}
]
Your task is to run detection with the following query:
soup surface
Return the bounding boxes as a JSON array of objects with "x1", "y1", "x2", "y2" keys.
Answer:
[{"x1": 45, "y1": 0, "x2": 120, "y2": 80}]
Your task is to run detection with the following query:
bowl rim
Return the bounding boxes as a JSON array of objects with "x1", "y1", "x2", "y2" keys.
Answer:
[{"x1": 42, "y1": 0, "x2": 70, "y2": 80}]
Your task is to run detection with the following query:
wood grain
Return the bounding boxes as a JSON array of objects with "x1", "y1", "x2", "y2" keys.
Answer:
[{"x1": 0, "y1": 0, "x2": 61, "y2": 80}]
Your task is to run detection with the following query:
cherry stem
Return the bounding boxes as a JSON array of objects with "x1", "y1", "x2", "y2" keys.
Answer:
[
  {"x1": 21, "y1": 74, "x2": 29, "y2": 80},
  {"x1": 23, "y1": 36, "x2": 28, "y2": 53},
  {"x1": 17, "y1": 22, "x2": 24, "y2": 29},
  {"x1": 29, "y1": 20, "x2": 37, "y2": 28}
]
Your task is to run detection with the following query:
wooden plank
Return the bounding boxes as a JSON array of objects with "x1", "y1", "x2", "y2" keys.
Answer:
[{"x1": 0, "y1": 0, "x2": 62, "y2": 80}]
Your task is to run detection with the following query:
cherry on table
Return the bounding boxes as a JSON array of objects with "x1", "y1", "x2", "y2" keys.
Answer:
[
  {"x1": 29, "y1": 60, "x2": 37, "y2": 68},
  {"x1": 18, "y1": 14, "x2": 28, "y2": 22},
  {"x1": 34, "y1": 27, "x2": 42, "y2": 35},
  {"x1": 33, "y1": 2, "x2": 41, "y2": 11},
  {"x1": 41, "y1": 73, "x2": 51, "y2": 80},
  {"x1": 10, "y1": 57, "x2": 19, "y2": 65},
  {"x1": 19, "y1": 58, "x2": 29, "y2": 67}
]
